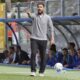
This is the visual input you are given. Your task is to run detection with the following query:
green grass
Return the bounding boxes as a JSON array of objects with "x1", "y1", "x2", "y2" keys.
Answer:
[{"x1": 0, "y1": 65, "x2": 80, "y2": 80}]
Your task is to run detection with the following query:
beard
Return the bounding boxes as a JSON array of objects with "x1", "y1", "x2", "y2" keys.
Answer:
[{"x1": 38, "y1": 10, "x2": 43, "y2": 15}]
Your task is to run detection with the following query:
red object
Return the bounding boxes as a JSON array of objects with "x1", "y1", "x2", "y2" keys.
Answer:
[
  {"x1": 8, "y1": 22, "x2": 18, "y2": 37},
  {"x1": 8, "y1": 30, "x2": 12, "y2": 37}
]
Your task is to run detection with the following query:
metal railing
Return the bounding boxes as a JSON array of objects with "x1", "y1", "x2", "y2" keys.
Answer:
[
  {"x1": 11, "y1": 0, "x2": 80, "y2": 16},
  {"x1": 9, "y1": 0, "x2": 80, "y2": 50}
]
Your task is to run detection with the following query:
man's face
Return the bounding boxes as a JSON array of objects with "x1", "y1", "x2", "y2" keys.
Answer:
[
  {"x1": 69, "y1": 49, "x2": 75, "y2": 55},
  {"x1": 9, "y1": 49, "x2": 14, "y2": 54},
  {"x1": 62, "y1": 50, "x2": 67, "y2": 55},
  {"x1": 37, "y1": 4, "x2": 44, "y2": 14}
]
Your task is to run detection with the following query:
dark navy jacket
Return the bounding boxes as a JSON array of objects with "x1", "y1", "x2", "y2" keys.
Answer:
[
  {"x1": 67, "y1": 54, "x2": 77, "y2": 68},
  {"x1": 47, "y1": 51, "x2": 63, "y2": 67}
]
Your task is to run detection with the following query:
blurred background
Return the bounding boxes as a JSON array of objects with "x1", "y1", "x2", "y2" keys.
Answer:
[{"x1": 0, "y1": 0, "x2": 80, "y2": 68}]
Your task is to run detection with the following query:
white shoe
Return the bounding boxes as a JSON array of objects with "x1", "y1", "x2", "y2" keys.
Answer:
[
  {"x1": 30, "y1": 72, "x2": 36, "y2": 76},
  {"x1": 39, "y1": 73, "x2": 44, "y2": 77}
]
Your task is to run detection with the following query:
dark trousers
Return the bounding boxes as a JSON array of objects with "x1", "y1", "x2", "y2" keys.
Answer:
[{"x1": 31, "y1": 39, "x2": 47, "y2": 73}]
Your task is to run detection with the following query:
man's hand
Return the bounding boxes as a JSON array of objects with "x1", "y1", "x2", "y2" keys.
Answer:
[
  {"x1": 24, "y1": 8, "x2": 31, "y2": 17},
  {"x1": 22, "y1": 60, "x2": 27, "y2": 64},
  {"x1": 22, "y1": 60, "x2": 30, "y2": 64},
  {"x1": 50, "y1": 39, "x2": 54, "y2": 45}
]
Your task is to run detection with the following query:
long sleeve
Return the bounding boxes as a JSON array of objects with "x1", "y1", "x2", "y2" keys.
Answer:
[
  {"x1": 27, "y1": 13, "x2": 36, "y2": 19},
  {"x1": 48, "y1": 16, "x2": 55, "y2": 42}
]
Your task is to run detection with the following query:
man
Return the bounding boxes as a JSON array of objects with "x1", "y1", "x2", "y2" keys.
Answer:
[
  {"x1": 8, "y1": 46, "x2": 16, "y2": 64},
  {"x1": 26, "y1": 2, "x2": 54, "y2": 76},
  {"x1": 62, "y1": 48, "x2": 68, "y2": 66},
  {"x1": 14, "y1": 45, "x2": 30, "y2": 65},
  {"x1": 76, "y1": 48, "x2": 80, "y2": 69},
  {"x1": 47, "y1": 44, "x2": 63, "y2": 67},
  {"x1": 68, "y1": 42, "x2": 76, "y2": 53}
]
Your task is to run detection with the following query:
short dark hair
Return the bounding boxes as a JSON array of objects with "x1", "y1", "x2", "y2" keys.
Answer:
[
  {"x1": 69, "y1": 42, "x2": 75, "y2": 48},
  {"x1": 62, "y1": 48, "x2": 68, "y2": 51},
  {"x1": 3, "y1": 50, "x2": 9, "y2": 54},
  {"x1": 72, "y1": 12, "x2": 78, "y2": 16},
  {"x1": 37, "y1": 2, "x2": 45, "y2": 7},
  {"x1": 9, "y1": 46, "x2": 14, "y2": 50}
]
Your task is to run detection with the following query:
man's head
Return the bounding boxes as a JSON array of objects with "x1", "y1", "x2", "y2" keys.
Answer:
[
  {"x1": 68, "y1": 42, "x2": 75, "y2": 49},
  {"x1": 37, "y1": 2, "x2": 45, "y2": 15},
  {"x1": 9, "y1": 46, "x2": 14, "y2": 54},
  {"x1": 62, "y1": 48, "x2": 68, "y2": 55}
]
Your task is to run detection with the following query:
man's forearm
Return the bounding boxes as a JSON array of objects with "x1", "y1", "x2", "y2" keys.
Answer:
[
  {"x1": 27, "y1": 12, "x2": 32, "y2": 18},
  {"x1": 50, "y1": 32, "x2": 55, "y2": 44}
]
